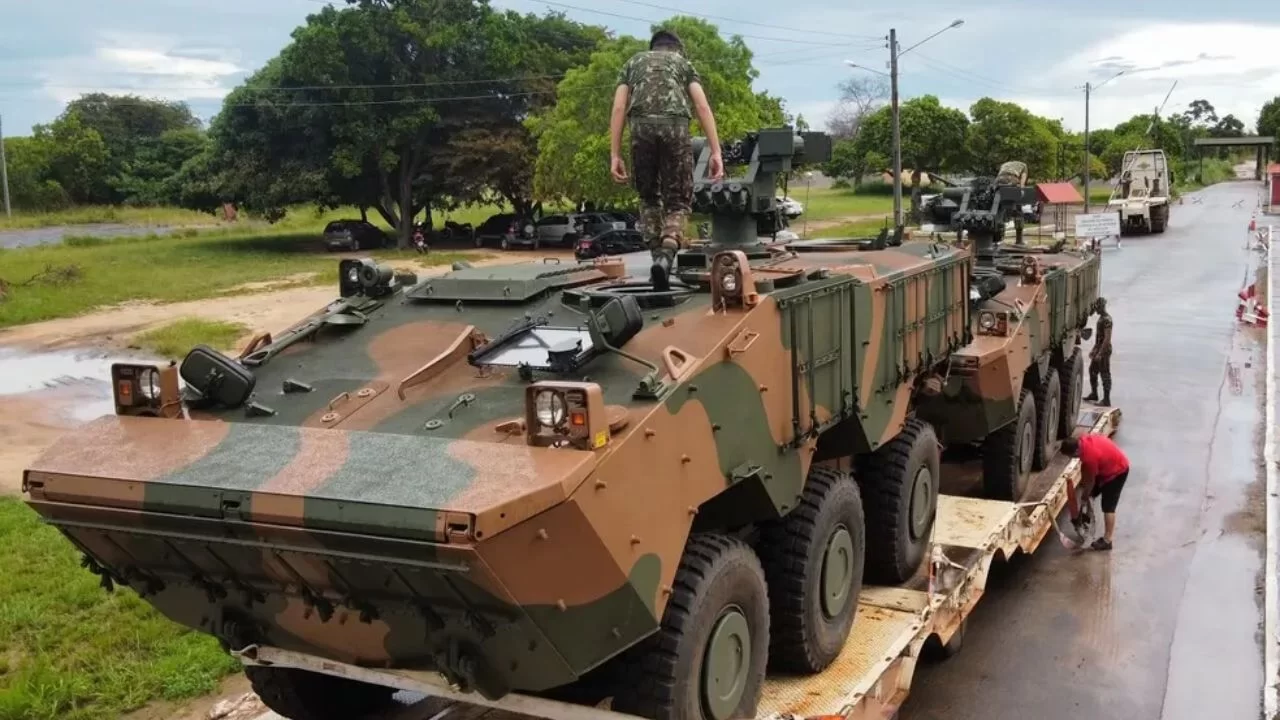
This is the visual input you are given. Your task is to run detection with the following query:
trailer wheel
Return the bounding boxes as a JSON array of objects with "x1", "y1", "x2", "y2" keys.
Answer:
[
  {"x1": 855, "y1": 418, "x2": 940, "y2": 585},
  {"x1": 245, "y1": 666, "x2": 396, "y2": 720},
  {"x1": 1032, "y1": 367, "x2": 1061, "y2": 471},
  {"x1": 610, "y1": 534, "x2": 769, "y2": 720},
  {"x1": 982, "y1": 388, "x2": 1036, "y2": 500},
  {"x1": 758, "y1": 466, "x2": 865, "y2": 673},
  {"x1": 923, "y1": 619, "x2": 967, "y2": 662},
  {"x1": 1059, "y1": 349, "x2": 1084, "y2": 439}
]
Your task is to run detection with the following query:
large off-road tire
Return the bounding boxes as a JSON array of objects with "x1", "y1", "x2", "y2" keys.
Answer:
[
  {"x1": 982, "y1": 388, "x2": 1037, "y2": 501},
  {"x1": 1032, "y1": 367, "x2": 1062, "y2": 471},
  {"x1": 855, "y1": 418, "x2": 940, "y2": 585},
  {"x1": 1150, "y1": 204, "x2": 1168, "y2": 233},
  {"x1": 1059, "y1": 349, "x2": 1084, "y2": 439},
  {"x1": 611, "y1": 534, "x2": 770, "y2": 720},
  {"x1": 757, "y1": 467, "x2": 865, "y2": 673},
  {"x1": 245, "y1": 666, "x2": 396, "y2": 720}
]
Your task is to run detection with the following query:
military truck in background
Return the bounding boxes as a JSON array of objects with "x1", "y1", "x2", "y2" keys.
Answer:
[
  {"x1": 1107, "y1": 148, "x2": 1173, "y2": 235},
  {"x1": 23, "y1": 128, "x2": 977, "y2": 720},
  {"x1": 914, "y1": 161, "x2": 1101, "y2": 501}
]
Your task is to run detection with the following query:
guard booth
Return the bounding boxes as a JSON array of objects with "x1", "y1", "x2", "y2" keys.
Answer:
[
  {"x1": 1269, "y1": 162, "x2": 1280, "y2": 212},
  {"x1": 1034, "y1": 182, "x2": 1086, "y2": 235}
]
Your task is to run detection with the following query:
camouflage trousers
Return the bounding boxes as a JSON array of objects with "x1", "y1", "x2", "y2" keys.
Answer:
[
  {"x1": 1088, "y1": 349, "x2": 1112, "y2": 398},
  {"x1": 630, "y1": 117, "x2": 693, "y2": 255}
]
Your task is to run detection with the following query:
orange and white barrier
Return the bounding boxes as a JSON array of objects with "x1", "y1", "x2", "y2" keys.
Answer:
[{"x1": 1239, "y1": 282, "x2": 1270, "y2": 326}]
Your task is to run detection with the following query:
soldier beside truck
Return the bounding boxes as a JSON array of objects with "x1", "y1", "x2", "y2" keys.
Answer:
[{"x1": 21, "y1": 130, "x2": 1102, "y2": 720}]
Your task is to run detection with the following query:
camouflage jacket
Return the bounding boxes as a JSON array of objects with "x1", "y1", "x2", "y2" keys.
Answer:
[
  {"x1": 1094, "y1": 312, "x2": 1113, "y2": 354},
  {"x1": 617, "y1": 50, "x2": 700, "y2": 119}
]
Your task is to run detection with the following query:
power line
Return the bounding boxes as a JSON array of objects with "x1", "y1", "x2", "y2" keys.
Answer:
[
  {"x1": 503, "y1": 0, "x2": 854, "y2": 47},
  {"x1": 605, "y1": 0, "x2": 883, "y2": 41},
  {"x1": 910, "y1": 52, "x2": 1069, "y2": 97}
]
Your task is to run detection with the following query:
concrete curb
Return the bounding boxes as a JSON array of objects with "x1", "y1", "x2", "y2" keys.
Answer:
[{"x1": 1265, "y1": 226, "x2": 1278, "y2": 720}]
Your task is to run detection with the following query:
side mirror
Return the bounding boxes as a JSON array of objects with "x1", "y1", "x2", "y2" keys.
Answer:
[{"x1": 181, "y1": 345, "x2": 256, "y2": 408}]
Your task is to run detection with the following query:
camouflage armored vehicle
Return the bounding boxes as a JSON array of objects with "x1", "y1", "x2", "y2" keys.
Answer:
[
  {"x1": 22, "y1": 129, "x2": 971, "y2": 720},
  {"x1": 915, "y1": 162, "x2": 1101, "y2": 500}
]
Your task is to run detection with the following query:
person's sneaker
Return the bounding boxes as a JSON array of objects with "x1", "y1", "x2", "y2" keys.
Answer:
[{"x1": 1091, "y1": 538, "x2": 1113, "y2": 551}]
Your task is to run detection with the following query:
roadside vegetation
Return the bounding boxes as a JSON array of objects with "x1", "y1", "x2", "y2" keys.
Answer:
[
  {"x1": 131, "y1": 318, "x2": 249, "y2": 359},
  {"x1": 0, "y1": 206, "x2": 214, "y2": 231},
  {"x1": 0, "y1": 498, "x2": 239, "y2": 720},
  {"x1": 0, "y1": 228, "x2": 482, "y2": 328}
]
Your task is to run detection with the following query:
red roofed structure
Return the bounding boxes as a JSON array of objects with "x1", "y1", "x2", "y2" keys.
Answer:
[{"x1": 1035, "y1": 183, "x2": 1085, "y2": 205}]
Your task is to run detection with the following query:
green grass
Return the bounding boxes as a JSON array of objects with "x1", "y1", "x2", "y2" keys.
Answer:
[
  {"x1": 0, "y1": 228, "x2": 483, "y2": 329},
  {"x1": 131, "y1": 318, "x2": 249, "y2": 359},
  {"x1": 807, "y1": 217, "x2": 897, "y2": 238},
  {"x1": 785, "y1": 186, "x2": 894, "y2": 223},
  {"x1": 0, "y1": 498, "x2": 241, "y2": 720},
  {"x1": 0, "y1": 206, "x2": 215, "y2": 231},
  {"x1": 0, "y1": 202, "x2": 507, "y2": 234}
]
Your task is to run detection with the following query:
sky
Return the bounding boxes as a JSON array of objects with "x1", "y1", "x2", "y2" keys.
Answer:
[{"x1": 1, "y1": 0, "x2": 1278, "y2": 138}]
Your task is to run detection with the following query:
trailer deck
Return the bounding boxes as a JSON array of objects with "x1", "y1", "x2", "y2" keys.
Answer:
[{"x1": 236, "y1": 404, "x2": 1122, "y2": 720}]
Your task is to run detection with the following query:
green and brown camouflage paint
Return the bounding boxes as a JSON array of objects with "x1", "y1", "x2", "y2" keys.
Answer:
[{"x1": 23, "y1": 240, "x2": 970, "y2": 700}]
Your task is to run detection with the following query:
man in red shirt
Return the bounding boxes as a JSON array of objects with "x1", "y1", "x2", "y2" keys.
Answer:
[{"x1": 1061, "y1": 433, "x2": 1130, "y2": 551}]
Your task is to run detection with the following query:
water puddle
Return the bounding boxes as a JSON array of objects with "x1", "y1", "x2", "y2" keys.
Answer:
[{"x1": 0, "y1": 346, "x2": 159, "y2": 422}]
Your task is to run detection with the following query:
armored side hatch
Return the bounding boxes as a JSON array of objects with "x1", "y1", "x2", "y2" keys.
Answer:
[{"x1": 405, "y1": 261, "x2": 612, "y2": 304}]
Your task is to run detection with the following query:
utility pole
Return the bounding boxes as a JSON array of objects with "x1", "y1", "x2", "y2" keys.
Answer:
[
  {"x1": 1083, "y1": 82, "x2": 1091, "y2": 214},
  {"x1": 0, "y1": 113, "x2": 10, "y2": 219},
  {"x1": 889, "y1": 28, "x2": 902, "y2": 229}
]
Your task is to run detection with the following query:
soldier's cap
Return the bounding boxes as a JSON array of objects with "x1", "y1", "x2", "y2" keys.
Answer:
[{"x1": 650, "y1": 29, "x2": 684, "y2": 52}]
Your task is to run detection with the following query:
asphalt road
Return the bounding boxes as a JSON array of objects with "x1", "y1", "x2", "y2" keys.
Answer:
[{"x1": 902, "y1": 180, "x2": 1269, "y2": 720}]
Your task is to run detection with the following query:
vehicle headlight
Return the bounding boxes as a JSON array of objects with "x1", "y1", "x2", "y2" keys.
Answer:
[
  {"x1": 979, "y1": 311, "x2": 997, "y2": 331},
  {"x1": 720, "y1": 271, "x2": 738, "y2": 293},
  {"x1": 534, "y1": 389, "x2": 566, "y2": 428},
  {"x1": 346, "y1": 266, "x2": 361, "y2": 285}
]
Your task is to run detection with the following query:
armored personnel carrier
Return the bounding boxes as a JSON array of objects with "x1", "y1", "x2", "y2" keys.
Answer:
[
  {"x1": 22, "y1": 129, "x2": 971, "y2": 720},
  {"x1": 914, "y1": 162, "x2": 1101, "y2": 500}
]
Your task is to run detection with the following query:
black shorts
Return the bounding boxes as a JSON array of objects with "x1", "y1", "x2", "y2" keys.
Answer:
[{"x1": 1090, "y1": 468, "x2": 1129, "y2": 513}]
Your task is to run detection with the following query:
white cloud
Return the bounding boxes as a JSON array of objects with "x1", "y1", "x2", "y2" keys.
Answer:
[{"x1": 40, "y1": 32, "x2": 244, "y2": 104}]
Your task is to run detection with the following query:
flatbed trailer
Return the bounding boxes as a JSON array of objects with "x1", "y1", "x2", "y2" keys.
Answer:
[{"x1": 236, "y1": 404, "x2": 1122, "y2": 720}]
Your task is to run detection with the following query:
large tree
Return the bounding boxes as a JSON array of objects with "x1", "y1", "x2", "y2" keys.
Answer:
[
  {"x1": 528, "y1": 16, "x2": 786, "y2": 207},
  {"x1": 195, "y1": 0, "x2": 600, "y2": 245},
  {"x1": 850, "y1": 95, "x2": 968, "y2": 221},
  {"x1": 965, "y1": 98, "x2": 1057, "y2": 179},
  {"x1": 1258, "y1": 97, "x2": 1280, "y2": 141},
  {"x1": 827, "y1": 75, "x2": 888, "y2": 140}
]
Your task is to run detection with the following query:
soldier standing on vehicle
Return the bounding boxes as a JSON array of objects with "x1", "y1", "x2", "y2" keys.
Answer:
[
  {"x1": 1084, "y1": 297, "x2": 1113, "y2": 406},
  {"x1": 1061, "y1": 432, "x2": 1130, "y2": 551},
  {"x1": 610, "y1": 29, "x2": 724, "y2": 290}
]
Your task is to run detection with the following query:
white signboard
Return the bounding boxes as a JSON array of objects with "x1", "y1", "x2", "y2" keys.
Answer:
[{"x1": 1074, "y1": 212, "x2": 1121, "y2": 239}]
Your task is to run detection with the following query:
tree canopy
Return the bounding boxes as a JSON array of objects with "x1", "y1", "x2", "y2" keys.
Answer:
[{"x1": 528, "y1": 16, "x2": 785, "y2": 207}]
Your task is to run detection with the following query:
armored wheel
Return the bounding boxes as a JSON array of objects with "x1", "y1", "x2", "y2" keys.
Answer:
[
  {"x1": 855, "y1": 418, "x2": 939, "y2": 585},
  {"x1": 610, "y1": 534, "x2": 769, "y2": 720},
  {"x1": 1059, "y1": 349, "x2": 1084, "y2": 439},
  {"x1": 1032, "y1": 368, "x2": 1061, "y2": 471},
  {"x1": 982, "y1": 387, "x2": 1036, "y2": 500},
  {"x1": 757, "y1": 466, "x2": 866, "y2": 673},
  {"x1": 245, "y1": 666, "x2": 396, "y2": 720}
]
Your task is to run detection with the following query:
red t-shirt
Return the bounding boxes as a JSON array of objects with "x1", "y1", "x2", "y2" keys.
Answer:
[{"x1": 1077, "y1": 434, "x2": 1129, "y2": 482}]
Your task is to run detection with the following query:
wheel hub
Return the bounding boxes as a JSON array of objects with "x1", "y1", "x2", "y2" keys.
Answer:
[
  {"x1": 909, "y1": 467, "x2": 934, "y2": 540},
  {"x1": 821, "y1": 526, "x2": 854, "y2": 618},
  {"x1": 702, "y1": 606, "x2": 751, "y2": 720},
  {"x1": 1019, "y1": 418, "x2": 1035, "y2": 476},
  {"x1": 1047, "y1": 394, "x2": 1060, "y2": 442}
]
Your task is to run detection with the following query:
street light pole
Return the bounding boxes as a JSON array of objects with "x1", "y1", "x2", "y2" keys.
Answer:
[
  {"x1": 0, "y1": 113, "x2": 10, "y2": 219},
  {"x1": 849, "y1": 19, "x2": 963, "y2": 229},
  {"x1": 889, "y1": 28, "x2": 901, "y2": 228},
  {"x1": 1080, "y1": 70, "x2": 1123, "y2": 214}
]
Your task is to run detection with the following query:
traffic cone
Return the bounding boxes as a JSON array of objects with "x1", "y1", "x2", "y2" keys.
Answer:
[{"x1": 1250, "y1": 219, "x2": 1257, "y2": 232}]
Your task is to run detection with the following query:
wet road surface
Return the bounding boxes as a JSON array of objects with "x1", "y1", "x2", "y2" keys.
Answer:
[{"x1": 902, "y1": 181, "x2": 1268, "y2": 720}]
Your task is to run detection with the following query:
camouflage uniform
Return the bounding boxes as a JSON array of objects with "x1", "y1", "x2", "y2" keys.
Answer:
[
  {"x1": 617, "y1": 48, "x2": 700, "y2": 260},
  {"x1": 1085, "y1": 299, "x2": 1113, "y2": 405}
]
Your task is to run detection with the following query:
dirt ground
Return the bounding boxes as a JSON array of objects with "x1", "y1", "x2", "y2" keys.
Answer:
[{"x1": 0, "y1": 249, "x2": 573, "y2": 497}]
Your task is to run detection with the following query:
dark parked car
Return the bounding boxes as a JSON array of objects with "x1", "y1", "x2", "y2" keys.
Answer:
[
  {"x1": 323, "y1": 220, "x2": 388, "y2": 251},
  {"x1": 574, "y1": 229, "x2": 647, "y2": 260},
  {"x1": 474, "y1": 213, "x2": 539, "y2": 250}
]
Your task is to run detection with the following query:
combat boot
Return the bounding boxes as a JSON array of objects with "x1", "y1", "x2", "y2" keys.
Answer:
[
  {"x1": 649, "y1": 236, "x2": 679, "y2": 292},
  {"x1": 1102, "y1": 394, "x2": 1111, "y2": 407},
  {"x1": 1084, "y1": 391, "x2": 1099, "y2": 403}
]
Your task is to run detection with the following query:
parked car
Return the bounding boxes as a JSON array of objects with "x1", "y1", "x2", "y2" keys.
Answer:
[
  {"x1": 536, "y1": 213, "x2": 627, "y2": 247},
  {"x1": 776, "y1": 195, "x2": 804, "y2": 218},
  {"x1": 323, "y1": 220, "x2": 389, "y2": 251},
  {"x1": 601, "y1": 210, "x2": 639, "y2": 229},
  {"x1": 474, "y1": 213, "x2": 538, "y2": 250},
  {"x1": 1021, "y1": 202, "x2": 1043, "y2": 224},
  {"x1": 574, "y1": 228, "x2": 647, "y2": 260}
]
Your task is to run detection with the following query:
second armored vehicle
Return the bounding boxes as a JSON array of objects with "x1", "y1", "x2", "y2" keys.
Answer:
[{"x1": 1107, "y1": 148, "x2": 1172, "y2": 235}]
